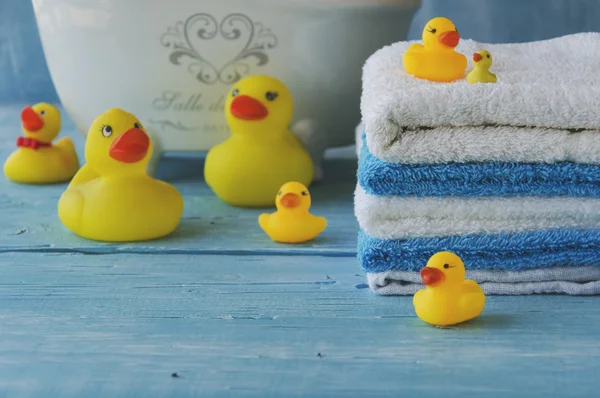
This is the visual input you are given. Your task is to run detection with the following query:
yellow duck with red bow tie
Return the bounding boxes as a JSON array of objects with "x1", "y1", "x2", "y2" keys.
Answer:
[{"x1": 4, "y1": 102, "x2": 79, "y2": 184}]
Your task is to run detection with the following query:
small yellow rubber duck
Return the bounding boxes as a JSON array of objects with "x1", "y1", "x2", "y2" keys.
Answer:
[
  {"x1": 4, "y1": 103, "x2": 79, "y2": 184},
  {"x1": 413, "y1": 252, "x2": 486, "y2": 326},
  {"x1": 467, "y1": 50, "x2": 497, "y2": 84},
  {"x1": 58, "y1": 108, "x2": 183, "y2": 242},
  {"x1": 258, "y1": 182, "x2": 327, "y2": 243},
  {"x1": 204, "y1": 75, "x2": 314, "y2": 208},
  {"x1": 403, "y1": 17, "x2": 467, "y2": 82}
]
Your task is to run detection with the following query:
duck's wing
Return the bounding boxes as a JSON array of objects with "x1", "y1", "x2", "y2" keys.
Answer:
[
  {"x1": 290, "y1": 120, "x2": 326, "y2": 181},
  {"x1": 309, "y1": 215, "x2": 328, "y2": 235},
  {"x1": 405, "y1": 43, "x2": 424, "y2": 53},
  {"x1": 462, "y1": 280, "x2": 484, "y2": 295},
  {"x1": 67, "y1": 164, "x2": 99, "y2": 189},
  {"x1": 258, "y1": 213, "x2": 271, "y2": 233},
  {"x1": 54, "y1": 137, "x2": 80, "y2": 171},
  {"x1": 460, "y1": 281, "x2": 486, "y2": 318}
]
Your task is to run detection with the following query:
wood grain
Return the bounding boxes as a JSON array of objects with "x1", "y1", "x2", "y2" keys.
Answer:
[
  {"x1": 1, "y1": 105, "x2": 599, "y2": 397},
  {"x1": 2, "y1": 252, "x2": 599, "y2": 397}
]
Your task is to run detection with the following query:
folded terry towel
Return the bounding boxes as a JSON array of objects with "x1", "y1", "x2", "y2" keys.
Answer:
[
  {"x1": 361, "y1": 33, "x2": 600, "y2": 163},
  {"x1": 358, "y1": 143, "x2": 600, "y2": 198},
  {"x1": 367, "y1": 267, "x2": 600, "y2": 295},
  {"x1": 354, "y1": 122, "x2": 600, "y2": 165},
  {"x1": 359, "y1": 229, "x2": 600, "y2": 273},
  {"x1": 355, "y1": 186, "x2": 600, "y2": 240}
]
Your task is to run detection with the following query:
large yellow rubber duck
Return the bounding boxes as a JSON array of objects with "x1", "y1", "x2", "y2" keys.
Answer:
[
  {"x1": 58, "y1": 108, "x2": 183, "y2": 242},
  {"x1": 467, "y1": 50, "x2": 498, "y2": 84},
  {"x1": 259, "y1": 182, "x2": 327, "y2": 243},
  {"x1": 403, "y1": 17, "x2": 467, "y2": 82},
  {"x1": 413, "y1": 252, "x2": 486, "y2": 326},
  {"x1": 4, "y1": 103, "x2": 79, "y2": 184},
  {"x1": 204, "y1": 75, "x2": 314, "y2": 208}
]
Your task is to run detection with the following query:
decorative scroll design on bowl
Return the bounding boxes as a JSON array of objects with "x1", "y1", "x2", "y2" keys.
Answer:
[
  {"x1": 149, "y1": 119, "x2": 200, "y2": 133},
  {"x1": 161, "y1": 13, "x2": 278, "y2": 85}
]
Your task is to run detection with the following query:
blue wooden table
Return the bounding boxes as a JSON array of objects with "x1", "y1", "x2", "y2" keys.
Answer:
[{"x1": 1, "y1": 105, "x2": 599, "y2": 397}]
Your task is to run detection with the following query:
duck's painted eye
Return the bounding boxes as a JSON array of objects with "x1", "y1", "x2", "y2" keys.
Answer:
[
  {"x1": 101, "y1": 125, "x2": 113, "y2": 137},
  {"x1": 443, "y1": 264, "x2": 450, "y2": 269},
  {"x1": 134, "y1": 122, "x2": 142, "y2": 129},
  {"x1": 487, "y1": 54, "x2": 490, "y2": 59},
  {"x1": 426, "y1": 27, "x2": 436, "y2": 34},
  {"x1": 301, "y1": 191, "x2": 309, "y2": 196},
  {"x1": 232, "y1": 89, "x2": 239, "y2": 97},
  {"x1": 265, "y1": 91, "x2": 278, "y2": 101},
  {"x1": 40, "y1": 110, "x2": 46, "y2": 116}
]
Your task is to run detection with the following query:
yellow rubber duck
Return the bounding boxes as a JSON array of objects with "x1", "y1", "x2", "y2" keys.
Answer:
[
  {"x1": 4, "y1": 103, "x2": 79, "y2": 184},
  {"x1": 204, "y1": 75, "x2": 314, "y2": 208},
  {"x1": 413, "y1": 252, "x2": 486, "y2": 326},
  {"x1": 403, "y1": 17, "x2": 467, "y2": 82},
  {"x1": 259, "y1": 182, "x2": 327, "y2": 243},
  {"x1": 467, "y1": 50, "x2": 497, "y2": 84},
  {"x1": 58, "y1": 108, "x2": 183, "y2": 242}
]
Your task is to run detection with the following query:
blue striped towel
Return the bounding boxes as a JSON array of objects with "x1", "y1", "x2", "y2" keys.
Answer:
[
  {"x1": 358, "y1": 143, "x2": 600, "y2": 198},
  {"x1": 358, "y1": 228, "x2": 600, "y2": 273}
]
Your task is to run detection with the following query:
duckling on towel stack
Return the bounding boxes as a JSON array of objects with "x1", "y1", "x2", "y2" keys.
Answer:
[{"x1": 356, "y1": 32, "x2": 600, "y2": 295}]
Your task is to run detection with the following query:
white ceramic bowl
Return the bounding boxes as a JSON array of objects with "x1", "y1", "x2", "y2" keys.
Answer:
[{"x1": 32, "y1": 0, "x2": 420, "y2": 172}]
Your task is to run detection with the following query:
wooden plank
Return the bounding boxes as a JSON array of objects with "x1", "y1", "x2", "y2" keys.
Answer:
[
  {"x1": 1, "y1": 252, "x2": 599, "y2": 397},
  {"x1": 0, "y1": 105, "x2": 358, "y2": 255}
]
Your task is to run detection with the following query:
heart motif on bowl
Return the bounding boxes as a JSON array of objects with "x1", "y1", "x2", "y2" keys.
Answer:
[{"x1": 161, "y1": 13, "x2": 278, "y2": 85}]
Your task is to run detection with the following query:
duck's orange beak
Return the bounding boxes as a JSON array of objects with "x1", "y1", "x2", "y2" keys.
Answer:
[
  {"x1": 280, "y1": 193, "x2": 301, "y2": 209},
  {"x1": 230, "y1": 95, "x2": 268, "y2": 121},
  {"x1": 439, "y1": 31, "x2": 460, "y2": 48},
  {"x1": 473, "y1": 53, "x2": 483, "y2": 62},
  {"x1": 21, "y1": 106, "x2": 44, "y2": 132},
  {"x1": 109, "y1": 128, "x2": 150, "y2": 163},
  {"x1": 420, "y1": 267, "x2": 445, "y2": 287}
]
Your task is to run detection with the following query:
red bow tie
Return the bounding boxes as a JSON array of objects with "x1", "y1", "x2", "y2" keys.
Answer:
[{"x1": 16, "y1": 137, "x2": 52, "y2": 150}]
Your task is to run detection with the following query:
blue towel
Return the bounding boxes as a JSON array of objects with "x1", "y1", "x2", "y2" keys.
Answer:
[
  {"x1": 359, "y1": 228, "x2": 600, "y2": 273},
  {"x1": 358, "y1": 143, "x2": 600, "y2": 198}
]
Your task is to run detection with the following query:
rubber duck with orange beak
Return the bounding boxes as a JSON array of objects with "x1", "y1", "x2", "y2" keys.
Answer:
[
  {"x1": 467, "y1": 50, "x2": 497, "y2": 84},
  {"x1": 204, "y1": 75, "x2": 314, "y2": 208},
  {"x1": 403, "y1": 17, "x2": 467, "y2": 82},
  {"x1": 258, "y1": 181, "x2": 327, "y2": 243},
  {"x1": 413, "y1": 252, "x2": 486, "y2": 326},
  {"x1": 4, "y1": 102, "x2": 79, "y2": 183},
  {"x1": 58, "y1": 108, "x2": 183, "y2": 242}
]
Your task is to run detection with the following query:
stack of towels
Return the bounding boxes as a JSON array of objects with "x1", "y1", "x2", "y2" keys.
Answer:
[{"x1": 356, "y1": 33, "x2": 600, "y2": 295}]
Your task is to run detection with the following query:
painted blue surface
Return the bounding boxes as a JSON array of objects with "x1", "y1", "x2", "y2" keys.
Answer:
[
  {"x1": 0, "y1": 105, "x2": 599, "y2": 396},
  {"x1": 1, "y1": 0, "x2": 600, "y2": 102}
]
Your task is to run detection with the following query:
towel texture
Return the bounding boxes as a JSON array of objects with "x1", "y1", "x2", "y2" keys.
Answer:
[
  {"x1": 355, "y1": 186, "x2": 600, "y2": 240},
  {"x1": 361, "y1": 33, "x2": 600, "y2": 163},
  {"x1": 359, "y1": 144, "x2": 600, "y2": 198},
  {"x1": 359, "y1": 229, "x2": 600, "y2": 273},
  {"x1": 354, "y1": 122, "x2": 600, "y2": 165},
  {"x1": 356, "y1": 33, "x2": 600, "y2": 295},
  {"x1": 367, "y1": 267, "x2": 600, "y2": 295}
]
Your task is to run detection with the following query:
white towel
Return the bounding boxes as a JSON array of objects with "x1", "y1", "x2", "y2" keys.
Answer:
[
  {"x1": 367, "y1": 267, "x2": 600, "y2": 295},
  {"x1": 354, "y1": 122, "x2": 600, "y2": 164},
  {"x1": 355, "y1": 186, "x2": 600, "y2": 240},
  {"x1": 360, "y1": 33, "x2": 600, "y2": 163}
]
